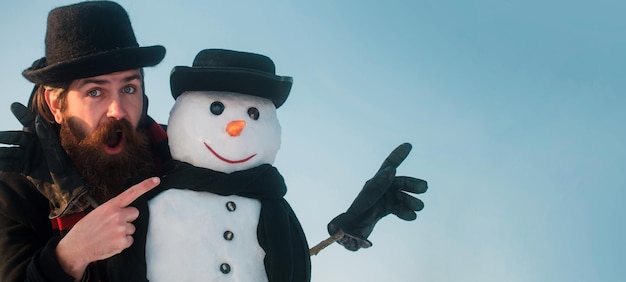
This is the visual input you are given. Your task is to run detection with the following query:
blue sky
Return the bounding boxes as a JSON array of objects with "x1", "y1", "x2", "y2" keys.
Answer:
[{"x1": 1, "y1": 1, "x2": 625, "y2": 281}]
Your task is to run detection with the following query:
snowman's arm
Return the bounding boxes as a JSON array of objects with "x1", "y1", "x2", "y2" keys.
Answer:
[
  {"x1": 309, "y1": 230, "x2": 344, "y2": 256},
  {"x1": 313, "y1": 143, "x2": 428, "y2": 254}
]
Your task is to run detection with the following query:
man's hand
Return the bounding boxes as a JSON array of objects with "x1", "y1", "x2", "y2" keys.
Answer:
[
  {"x1": 0, "y1": 103, "x2": 43, "y2": 177},
  {"x1": 55, "y1": 177, "x2": 160, "y2": 279},
  {"x1": 327, "y1": 143, "x2": 428, "y2": 251},
  {"x1": 0, "y1": 102, "x2": 92, "y2": 216}
]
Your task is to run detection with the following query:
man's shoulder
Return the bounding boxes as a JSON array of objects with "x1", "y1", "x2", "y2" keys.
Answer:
[
  {"x1": 0, "y1": 172, "x2": 33, "y2": 194},
  {"x1": 0, "y1": 172, "x2": 48, "y2": 218}
]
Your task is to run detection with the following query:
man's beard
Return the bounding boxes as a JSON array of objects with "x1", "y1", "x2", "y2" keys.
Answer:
[{"x1": 60, "y1": 117, "x2": 155, "y2": 203}]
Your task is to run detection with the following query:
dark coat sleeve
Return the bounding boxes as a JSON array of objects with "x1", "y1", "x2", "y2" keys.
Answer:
[{"x1": 0, "y1": 172, "x2": 76, "y2": 282}]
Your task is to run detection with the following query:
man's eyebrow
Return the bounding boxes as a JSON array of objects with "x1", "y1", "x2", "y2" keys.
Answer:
[
  {"x1": 123, "y1": 74, "x2": 142, "y2": 83},
  {"x1": 77, "y1": 74, "x2": 142, "y2": 87},
  {"x1": 77, "y1": 78, "x2": 109, "y2": 87}
]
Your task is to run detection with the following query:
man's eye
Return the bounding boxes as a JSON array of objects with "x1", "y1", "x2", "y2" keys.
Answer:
[
  {"x1": 122, "y1": 86, "x2": 136, "y2": 94},
  {"x1": 87, "y1": 89, "x2": 101, "y2": 97}
]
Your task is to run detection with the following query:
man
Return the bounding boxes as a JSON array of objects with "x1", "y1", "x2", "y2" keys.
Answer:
[{"x1": 0, "y1": 1, "x2": 171, "y2": 281}]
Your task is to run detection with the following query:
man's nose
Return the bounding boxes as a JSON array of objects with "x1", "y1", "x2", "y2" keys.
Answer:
[{"x1": 106, "y1": 96, "x2": 127, "y2": 120}]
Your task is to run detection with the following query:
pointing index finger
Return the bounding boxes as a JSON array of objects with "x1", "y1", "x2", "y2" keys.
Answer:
[
  {"x1": 111, "y1": 177, "x2": 160, "y2": 207},
  {"x1": 377, "y1": 143, "x2": 412, "y2": 172}
]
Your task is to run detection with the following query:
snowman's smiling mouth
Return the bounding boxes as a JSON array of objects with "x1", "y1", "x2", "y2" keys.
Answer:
[{"x1": 204, "y1": 142, "x2": 257, "y2": 164}]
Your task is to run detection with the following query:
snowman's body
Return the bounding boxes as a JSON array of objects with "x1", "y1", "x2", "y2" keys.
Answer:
[
  {"x1": 144, "y1": 91, "x2": 291, "y2": 281},
  {"x1": 147, "y1": 190, "x2": 267, "y2": 281}
]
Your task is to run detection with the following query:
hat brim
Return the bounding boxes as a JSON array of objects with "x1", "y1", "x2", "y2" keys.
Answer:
[
  {"x1": 170, "y1": 66, "x2": 292, "y2": 108},
  {"x1": 23, "y1": 45, "x2": 165, "y2": 85}
]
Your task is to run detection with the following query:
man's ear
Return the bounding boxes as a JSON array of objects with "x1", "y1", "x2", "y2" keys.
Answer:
[{"x1": 45, "y1": 89, "x2": 63, "y2": 124}]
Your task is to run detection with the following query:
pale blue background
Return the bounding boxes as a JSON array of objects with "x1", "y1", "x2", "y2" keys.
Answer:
[{"x1": 1, "y1": 1, "x2": 625, "y2": 281}]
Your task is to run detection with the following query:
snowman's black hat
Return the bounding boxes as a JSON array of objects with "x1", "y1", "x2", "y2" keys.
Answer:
[{"x1": 170, "y1": 49, "x2": 292, "y2": 108}]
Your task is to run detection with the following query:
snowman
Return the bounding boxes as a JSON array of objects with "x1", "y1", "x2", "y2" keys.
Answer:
[
  {"x1": 114, "y1": 49, "x2": 426, "y2": 282},
  {"x1": 140, "y1": 49, "x2": 309, "y2": 281}
]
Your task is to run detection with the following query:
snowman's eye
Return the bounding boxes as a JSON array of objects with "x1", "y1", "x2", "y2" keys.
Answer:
[
  {"x1": 247, "y1": 107, "x2": 259, "y2": 120},
  {"x1": 210, "y1": 101, "x2": 224, "y2": 115}
]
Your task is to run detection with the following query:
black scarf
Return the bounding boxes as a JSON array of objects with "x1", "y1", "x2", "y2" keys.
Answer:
[{"x1": 108, "y1": 160, "x2": 311, "y2": 282}]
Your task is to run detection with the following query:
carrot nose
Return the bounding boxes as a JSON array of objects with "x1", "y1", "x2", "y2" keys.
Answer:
[{"x1": 226, "y1": 120, "x2": 246, "y2": 136}]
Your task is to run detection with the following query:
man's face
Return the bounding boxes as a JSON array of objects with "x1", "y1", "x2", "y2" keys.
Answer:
[
  {"x1": 51, "y1": 69, "x2": 144, "y2": 142},
  {"x1": 46, "y1": 69, "x2": 154, "y2": 202}
]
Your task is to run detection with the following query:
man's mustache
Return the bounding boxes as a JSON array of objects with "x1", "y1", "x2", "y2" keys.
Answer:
[{"x1": 65, "y1": 117, "x2": 138, "y2": 148}]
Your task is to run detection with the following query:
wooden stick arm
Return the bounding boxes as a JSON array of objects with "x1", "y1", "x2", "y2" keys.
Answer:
[{"x1": 309, "y1": 230, "x2": 345, "y2": 256}]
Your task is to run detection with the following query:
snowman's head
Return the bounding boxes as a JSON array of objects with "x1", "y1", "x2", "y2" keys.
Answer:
[
  {"x1": 168, "y1": 91, "x2": 281, "y2": 173},
  {"x1": 167, "y1": 49, "x2": 292, "y2": 173}
]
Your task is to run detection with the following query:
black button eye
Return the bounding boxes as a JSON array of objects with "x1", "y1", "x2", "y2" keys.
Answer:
[
  {"x1": 247, "y1": 107, "x2": 259, "y2": 120},
  {"x1": 210, "y1": 101, "x2": 224, "y2": 115}
]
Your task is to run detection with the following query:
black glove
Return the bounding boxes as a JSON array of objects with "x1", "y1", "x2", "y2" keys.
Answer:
[
  {"x1": 0, "y1": 102, "x2": 95, "y2": 217},
  {"x1": 0, "y1": 104, "x2": 42, "y2": 176},
  {"x1": 327, "y1": 143, "x2": 428, "y2": 251}
]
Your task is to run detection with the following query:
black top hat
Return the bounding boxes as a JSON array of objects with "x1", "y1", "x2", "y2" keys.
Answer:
[
  {"x1": 170, "y1": 49, "x2": 292, "y2": 108},
  {"x1": 22, "y1": 1, "x2": 165, "y2": 85}
]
